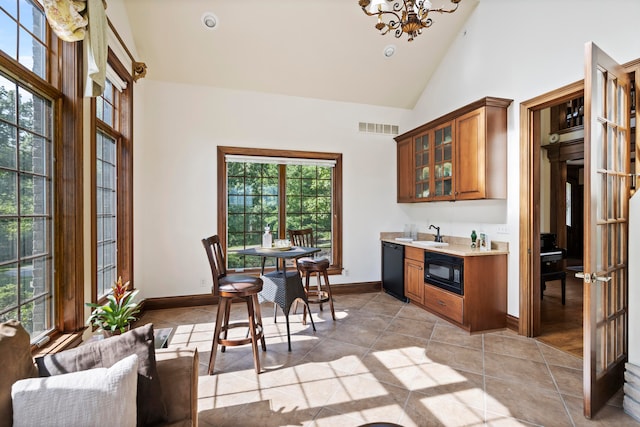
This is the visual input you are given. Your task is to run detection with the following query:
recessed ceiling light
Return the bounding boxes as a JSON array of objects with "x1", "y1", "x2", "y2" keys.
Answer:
[
  {"x1": 383, "y1": 45, "x2": 396, "y2": 58},
  {"x1": 202, "y1": 12, "x2": 218, "y2": 30}
]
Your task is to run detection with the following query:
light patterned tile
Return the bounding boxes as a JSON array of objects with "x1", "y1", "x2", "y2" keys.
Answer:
[{"x1": 141, "y1": 292, "x2": 634, "y2": 427}]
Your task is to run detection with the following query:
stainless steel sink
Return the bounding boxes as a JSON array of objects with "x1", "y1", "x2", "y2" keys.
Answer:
[{"x1": 412, "y1": 241, "x2": 449, "y2": 247}]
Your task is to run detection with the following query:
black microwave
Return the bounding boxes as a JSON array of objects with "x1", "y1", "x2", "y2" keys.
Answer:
[{"x1": 424, "y1": 251, "x2": 464, "y2": 295}]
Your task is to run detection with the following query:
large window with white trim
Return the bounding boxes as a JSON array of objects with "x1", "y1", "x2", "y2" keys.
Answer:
[{"x1": 218, "y1": 147, "x2": 342, "y2": 274}]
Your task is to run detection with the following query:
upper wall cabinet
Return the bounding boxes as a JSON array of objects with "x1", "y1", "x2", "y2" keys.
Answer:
[{"x1": 395, "y1": 97, "x2": 513, "y2": 202}]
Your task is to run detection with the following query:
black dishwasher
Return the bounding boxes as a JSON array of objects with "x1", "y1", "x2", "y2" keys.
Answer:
[{"x1": 381, "y1": 241, "x2": 408, "y2": 302}]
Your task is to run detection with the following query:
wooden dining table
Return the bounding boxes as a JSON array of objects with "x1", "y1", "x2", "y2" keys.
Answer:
[{"x1": 234, "y1": 246, "x2": 320, "y2": 351}]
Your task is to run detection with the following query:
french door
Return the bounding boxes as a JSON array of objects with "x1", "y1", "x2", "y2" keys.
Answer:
[{"x1": 582, "y1": 41, "x2": 631, "y2": 418}]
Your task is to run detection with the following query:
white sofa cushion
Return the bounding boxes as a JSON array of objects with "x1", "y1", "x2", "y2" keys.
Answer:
[{"x1": 11, "y1": 353, "x2": 139, "y2": 427}]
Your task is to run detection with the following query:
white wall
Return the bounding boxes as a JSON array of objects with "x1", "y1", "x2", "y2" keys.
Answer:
[
  {"x1": 131, "y1": 0, "x2": 640, "y2": 319},
  {"x1": 630, "y1": 192, "x2": 640, "y2": 365},
  {"x1": 401, "y1": 0, "x2": 640, "y2": 316},
  {"x1": 133, "y1": 81, "x2": 409, "y2": 297}
]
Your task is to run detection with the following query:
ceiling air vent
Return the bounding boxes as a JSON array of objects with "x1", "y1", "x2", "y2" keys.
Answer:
[{"x1": 358, "y1": 122, "x2": 399, "y2": 135}]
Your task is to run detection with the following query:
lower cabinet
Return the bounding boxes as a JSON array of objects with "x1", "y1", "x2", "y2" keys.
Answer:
[
  {"x1": 404, "y1": 248, "x2": 507, "y2": 333},
  {"x1": 404, "y1": 246, "x2": 424, "y2": 302},
  {"x1": 424, "y1": 284, "x2": 463, "y2": 324}
]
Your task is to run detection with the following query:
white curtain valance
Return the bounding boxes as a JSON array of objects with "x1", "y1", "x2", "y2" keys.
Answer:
[
  {"x1": 106, "y1": 64, "x2": 127, "y2": 92},
  {"x1": 225, "y1": 155, "x2": 336, "y2": 168}
]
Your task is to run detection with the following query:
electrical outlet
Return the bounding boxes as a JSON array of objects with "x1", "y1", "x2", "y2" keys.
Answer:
[
  {"x1": 343, "y1": 269, "x2": 348, "y2": 276},
  {"x1": 200, "y1": 278, "x2": 207, "y2": 287},
  {"x1": 496, "y1": 225, "x2": 509, "y2": 234}
]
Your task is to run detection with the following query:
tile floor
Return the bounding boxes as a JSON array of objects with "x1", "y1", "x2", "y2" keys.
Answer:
[{"x1": 138, "y1": 292, "x2": 639, "y2": 427}]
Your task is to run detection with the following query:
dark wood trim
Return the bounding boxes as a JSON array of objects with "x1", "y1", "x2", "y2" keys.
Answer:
[
  {"x1": 112, "y1": 50, "x2": 134, "y2": 289},
  {"x1": 0, "y1": 23, "x2": 85, "y2": 335},
  {"x1": 216, "y1": 146, "x2": 228, "y2": 251},
  {"x1": 142, "y1": 282, "x2": 381, "y2": 312},
  {"x1": 216, "y1": 146, "x2": 343, "y2": 272},
  {"x1": 90, "y1": 96, "x2": 97, "y2": 304},
  {"x1": 395, "y1": 97, "x2": 512, "y2": 142},
  {"x1": 57, "y1": 41, "x2": 85, "y2": 332},
  {"x1": 333, "y1": 153, "x2": 343, "y2": 271},
  {"x1": 519, "y1": 80, "x2": 584, "y2": 338},
  {"x1": 506, "y1": 314, "x2": 519, "y2": 332},
  {"x1": 0, "y1": 50, "x2": 62, "y2": 99},
  {"x1": 544, "y1": 138, "x2": 585, "y2": 162},
  {"x1": 277, "y1": 164, "x2": 287, "y2": 239},
  {"x1": 334, "y1": 281, "x2": 381, "y2": 294},
  {"x1": 143, "y1": 294, "x2": 218, "y2": 311},
  {"x1": 90, "y1": 50, "x2": 134, "y2": 304},
  {"x1": 549, "y1": 161, "x2": 567, "y2": 251},
  {"x1": 31, "y1": 331, "x2": 84, "y2": 356}
]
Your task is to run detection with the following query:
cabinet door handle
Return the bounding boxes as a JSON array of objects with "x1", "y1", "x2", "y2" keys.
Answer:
[{"x1": 438, "y1": 300, "x2": 446, "y2": 306}]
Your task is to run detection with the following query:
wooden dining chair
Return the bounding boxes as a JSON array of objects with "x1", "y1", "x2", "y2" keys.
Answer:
[
  {"x1": 288, "y1": 228, "x2": 336, "y2": 323},
  {"x1": 202, "y1": 235, "x2": 266, "y2": 374}
]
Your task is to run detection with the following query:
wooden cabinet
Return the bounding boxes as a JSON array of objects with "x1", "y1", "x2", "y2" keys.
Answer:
[
  {"x1": 396, "y1": 137, "x2": 414, "y2": 203},
  {"x1": 424, "y1": 284, "x2": 463, "y2": 324},
  {"x1": 404, "y1": 246, "x2": 424, "y2": 302},
  {"x1": 402, "y1": 246, "x2": 508, "y2": 333},
  {"x1": 394, "y1": 97, "x2": 512, "y2": 202},
  {"x1": 460, "y1": 254, "x2": 508, "y2": 332},
  {"x1": 430, "y1": 122, "x2": 454, "y2": 200}
]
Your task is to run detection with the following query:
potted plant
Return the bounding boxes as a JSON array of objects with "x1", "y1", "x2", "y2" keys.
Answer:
[{"x1": 86, "y1": 277, "x2": 140, "y2": 335}]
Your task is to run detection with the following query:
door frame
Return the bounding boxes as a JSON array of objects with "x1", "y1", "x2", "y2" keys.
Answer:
[
  {"x1": 520, "y1": 58, "x2": 640, "y2": 337},
  {"x1": 519, "y1": 80, "x2": 584, "y2": 337}
]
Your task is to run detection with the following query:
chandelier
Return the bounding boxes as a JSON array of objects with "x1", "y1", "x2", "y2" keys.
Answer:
[{"x1": 358, "y1": 0, "x2": 462, "y2": 42}]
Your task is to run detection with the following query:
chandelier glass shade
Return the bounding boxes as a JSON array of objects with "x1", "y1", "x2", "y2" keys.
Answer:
[{"x1": 358, "y1": 0, "x2": 462, "y2": 42}]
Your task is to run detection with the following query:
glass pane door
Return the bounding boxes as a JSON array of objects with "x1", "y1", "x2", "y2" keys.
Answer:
[
  {"x1": 414, "y1": 134, "x2": 430, "y2": 199},
  {"x1": 582, "y1": 41, "x2": 630, "y2": 418},
  {"x1": 433, "y1": 123, "x2": 453, "y2": 198}
]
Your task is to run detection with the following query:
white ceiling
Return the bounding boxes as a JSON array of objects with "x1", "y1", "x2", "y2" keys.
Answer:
[{"x1": 123, "y1": 0, "x2": 478, "y2": 110}]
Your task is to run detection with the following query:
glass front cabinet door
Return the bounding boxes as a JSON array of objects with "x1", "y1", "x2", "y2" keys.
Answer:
[
  {"x1": 411, "y1": 121, "x2": 454, "y2": 202},
  {"x1": 414, "y1": 133, "x2": 430, "y2": 199},
  {"x1": 431, "y1": 122, "x2": 454, "y2": 200}
]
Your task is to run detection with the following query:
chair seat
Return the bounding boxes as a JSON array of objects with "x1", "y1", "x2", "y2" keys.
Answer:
[
  {"x1": 296, "y1": 258, "x2": 330, "y2": 272},
  {"x1": 219, "y1": 275, "x2": 263, "y2": 297}
]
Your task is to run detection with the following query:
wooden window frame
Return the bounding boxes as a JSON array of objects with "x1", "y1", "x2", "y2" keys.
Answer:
[
  {"x1": 217, "y1": 146, "x2": 343, "y2": 275},
  {"x1": 0, "y1": 7, "x2": 85, "y2": 343}
]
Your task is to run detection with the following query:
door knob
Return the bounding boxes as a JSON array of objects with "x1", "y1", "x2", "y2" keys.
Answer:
[{"x1": 575, "y1": 272, "x2": 611, "y2": 283}]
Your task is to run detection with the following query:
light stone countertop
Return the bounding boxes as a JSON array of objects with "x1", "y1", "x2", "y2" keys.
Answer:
[{"x1": 380, "y1": 232, "x2": 509, "y2": 257}]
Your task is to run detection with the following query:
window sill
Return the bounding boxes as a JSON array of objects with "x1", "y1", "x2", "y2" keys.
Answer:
[{"x1": 31, "y1": 330, "x2": 85, "y2": 357}]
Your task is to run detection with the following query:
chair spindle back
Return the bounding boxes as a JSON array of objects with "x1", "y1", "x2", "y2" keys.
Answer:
[
  {"x1": 202, "y1": 235, "x2": 227, "y2": 296},
  {"x1": 288, "y1": 228, "x2": 314, "y2": 247}
]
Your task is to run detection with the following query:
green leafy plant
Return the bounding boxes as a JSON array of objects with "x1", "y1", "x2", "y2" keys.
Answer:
[{"x1": 86, "y1": 277, "x2": 140, "y2": 334}]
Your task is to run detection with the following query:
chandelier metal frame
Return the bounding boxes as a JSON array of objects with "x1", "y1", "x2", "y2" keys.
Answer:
[{"x1": 359, "y1": 0, "x2": 462, "y2": 42}]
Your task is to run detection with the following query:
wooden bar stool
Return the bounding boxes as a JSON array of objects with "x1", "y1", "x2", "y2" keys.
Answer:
[
  {"x1": 202, "y1": 235, "x2": 266, "y2": 374},
  {"x1": 288, "y1": 228, "x2": 336, "y2": 324}
]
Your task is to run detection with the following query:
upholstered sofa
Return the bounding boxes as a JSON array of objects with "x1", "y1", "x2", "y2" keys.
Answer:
[{"x1": 1, "y1": 321, "x2": 198, "y2": 427}]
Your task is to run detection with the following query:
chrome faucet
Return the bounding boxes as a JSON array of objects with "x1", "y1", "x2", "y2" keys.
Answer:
[{"x1": 429, "y1": 225, "x2": 443, "y2": 242}]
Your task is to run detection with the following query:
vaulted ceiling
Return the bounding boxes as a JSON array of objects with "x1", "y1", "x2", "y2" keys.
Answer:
[{"x1": 123, "y1": 0, "x2": 478, "y2": 109}]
